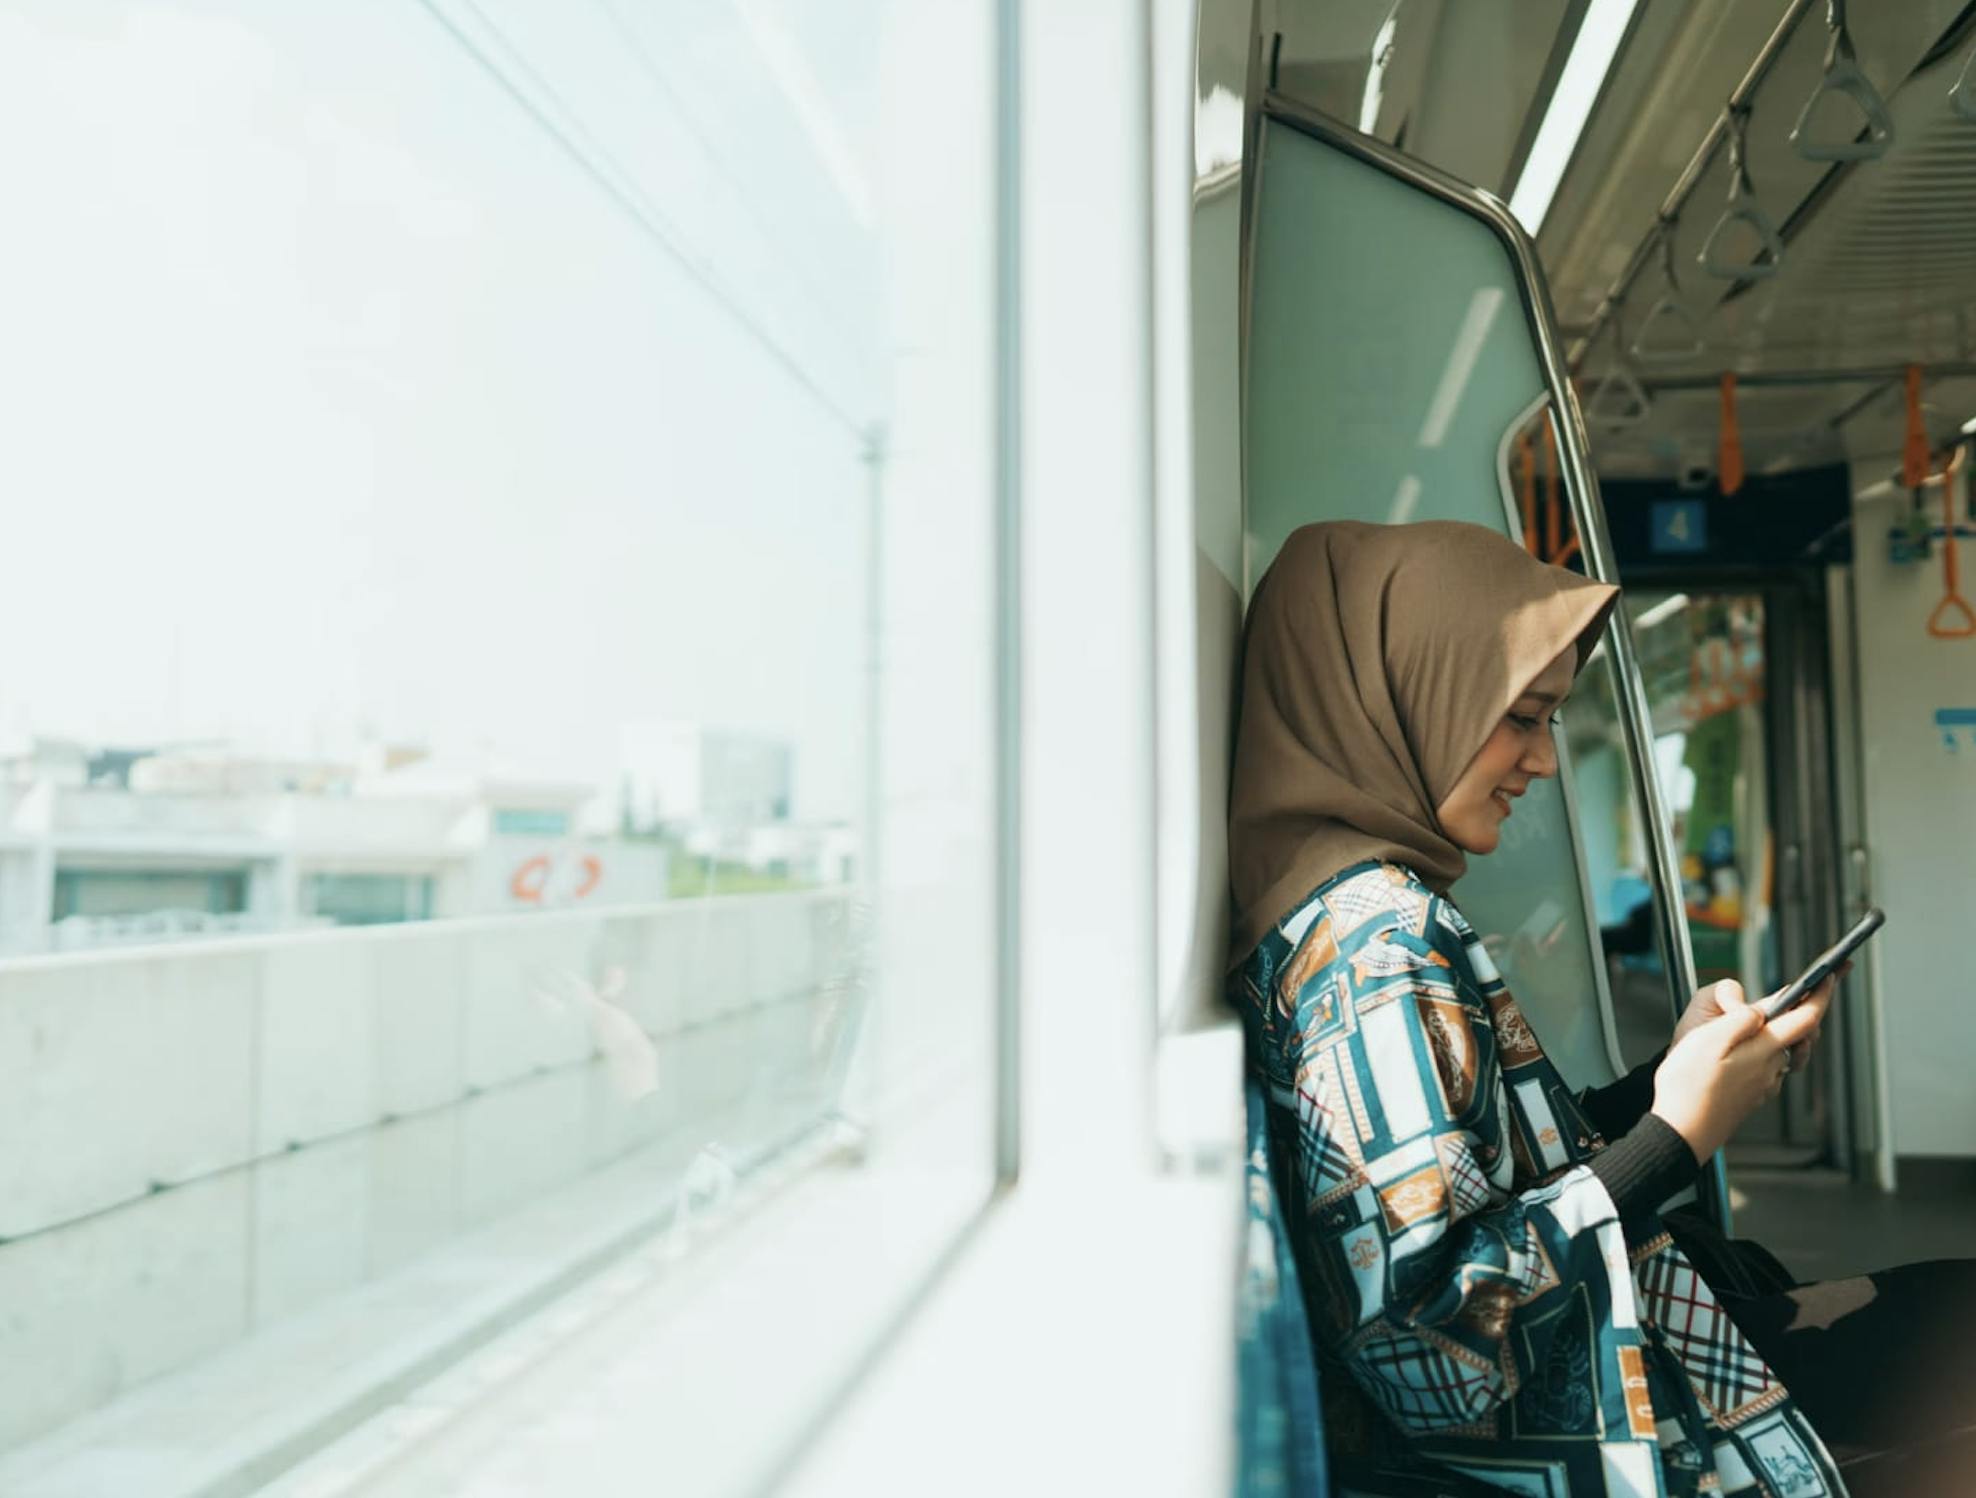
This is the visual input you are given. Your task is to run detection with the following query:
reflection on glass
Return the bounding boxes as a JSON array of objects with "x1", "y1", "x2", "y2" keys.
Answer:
[{"x1": 0, "y1": 2, "x2": 998, "y2": 1487}]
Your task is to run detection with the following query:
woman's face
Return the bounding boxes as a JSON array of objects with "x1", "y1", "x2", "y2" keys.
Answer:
[{"x1": 1434, "y1": 644, "x2": 1576, "y2": 855}]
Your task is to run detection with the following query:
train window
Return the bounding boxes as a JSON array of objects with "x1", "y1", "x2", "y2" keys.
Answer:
[{"x1": 0, "y1": 2, "x2": 1003, "y2": 1489}]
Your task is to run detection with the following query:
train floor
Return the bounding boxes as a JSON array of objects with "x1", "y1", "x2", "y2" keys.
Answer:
[{"x1": 1728, "y1": 1160, "x2": 1976, "y2": 1282}]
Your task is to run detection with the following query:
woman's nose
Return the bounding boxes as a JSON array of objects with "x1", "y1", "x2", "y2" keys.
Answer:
[{"x1": 1521, "y1": 735, "x2": 1559, "y2": 778}]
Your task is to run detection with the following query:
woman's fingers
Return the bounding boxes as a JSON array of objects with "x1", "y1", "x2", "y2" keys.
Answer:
[
  {"x1": 1766, "y1": 1002, "x2": 1823, "y2": 1051},
  {"x1": 1707, "y1": 1003, "x2": 1766, "y2": 1051}
]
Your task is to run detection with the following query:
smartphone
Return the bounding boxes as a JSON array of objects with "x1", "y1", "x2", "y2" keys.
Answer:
[{"x1": 1755, "y1": 906, "x2": 1885, "y2": 1021}]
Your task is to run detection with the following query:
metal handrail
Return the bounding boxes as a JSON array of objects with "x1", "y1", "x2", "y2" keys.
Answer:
[
  {"x1": 1789, "y1": 0, "x2": 1896, "y2": 161},
  {"x1": 1567, "y1": 0, "x2": 1820, "y2": 368},
  {"x1": 1629, "y1": 359, "x2": 1976, "y2": 392},
  {"x1": 1699, "y1": 105, "x2": 1784, "y2": 280},
  {"x1": 1257, "y1": 92, "x2": 1728, "y2": 1230}
]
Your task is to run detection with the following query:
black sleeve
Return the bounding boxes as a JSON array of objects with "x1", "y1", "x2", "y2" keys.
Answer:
[
  {"x1": 1576, "y1": 1047, "x2": 1666, "y2": 1140},
  {"x1": 1587, "y1": 1113, "x2": 1702, "y2": 1229}
]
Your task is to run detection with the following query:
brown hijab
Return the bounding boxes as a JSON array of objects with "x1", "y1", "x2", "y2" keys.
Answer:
[{"x1": 1227, "y1": 520, "x2": 1618, "y2": 965}]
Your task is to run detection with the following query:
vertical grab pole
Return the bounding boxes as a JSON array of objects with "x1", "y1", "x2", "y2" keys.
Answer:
[{"x1": 1548, "y1": 381, "x2": 1730, "y2": 1230}]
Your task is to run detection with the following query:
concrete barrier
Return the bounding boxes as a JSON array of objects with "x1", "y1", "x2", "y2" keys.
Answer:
[{"x1": 0, "y1": 890, "x2": 856, "y2": 1452}]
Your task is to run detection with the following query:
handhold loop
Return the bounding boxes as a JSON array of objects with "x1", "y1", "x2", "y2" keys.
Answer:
[
  {"x1": 1928, "y1": 444, "x2": 1976, "y2": 640},
  {"x1": 1700, "y1": 105, "x2": 1784, "y2": 279},
  {"x1": 1951, "y1": 42, "x2": 1976, "y2": 123},
  {"x1": 1790, "y1": 0, "x2": 1895, "y2": 162},
  {"x1": 1930, "y1": 593, "x2": 1976, "y2": 640},
  {"x1": 1586, "y1": 305, "x2": 1652, "y2": 428},
  {"x1": 1631, "y1": 219, "x2": 1706, "y2": 362}
]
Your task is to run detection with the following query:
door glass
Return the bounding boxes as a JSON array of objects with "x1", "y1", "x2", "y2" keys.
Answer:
[
  {"x1": 1620, "y1": 591, "x2": 1809, "y2": 1154},
  {"x1": 1244, "y1": 113, "x2": 1635, "y2": 1086}
]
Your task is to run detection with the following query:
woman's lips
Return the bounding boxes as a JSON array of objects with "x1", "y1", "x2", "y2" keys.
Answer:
[{"x1": 1492, "y1": 791, "x2": 1514, "y2": 816}]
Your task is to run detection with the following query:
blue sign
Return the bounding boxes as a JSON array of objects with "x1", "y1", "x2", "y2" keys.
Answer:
[
  {"x1": 1650, "y1": 500, "x2": 1708, "y2": 554},
  {"x1": 1937, "y1": 708, "x2": 1976, "y2": 753}
]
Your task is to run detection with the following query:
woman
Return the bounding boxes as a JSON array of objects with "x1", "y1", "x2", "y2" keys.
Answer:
[{"x1": 1230, "y1": 521, "x2": 1973, "y2": 1497}]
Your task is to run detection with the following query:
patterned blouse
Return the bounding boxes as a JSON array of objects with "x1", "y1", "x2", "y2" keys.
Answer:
[{"x1": 1234, "y1": 860, "x2": 1844, "y2": 1497}]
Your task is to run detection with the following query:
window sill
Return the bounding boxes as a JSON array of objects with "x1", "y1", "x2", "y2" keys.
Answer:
[{"x1": 784, "y1": 1163, "x2": 1240, "y2": 1497}]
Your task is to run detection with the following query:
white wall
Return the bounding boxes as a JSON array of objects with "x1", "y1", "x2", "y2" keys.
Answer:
[
  {"x1": 0, "y1": 890, "x2": 850, "y2": 1450},
  {"x1": 1849, "y1": 462, "x2": 1976, "y2": 1157}
]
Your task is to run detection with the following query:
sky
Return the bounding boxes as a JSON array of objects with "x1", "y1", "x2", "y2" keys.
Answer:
[{"x1": 0, "y1": 0, "x2": 928, "y2": 826}]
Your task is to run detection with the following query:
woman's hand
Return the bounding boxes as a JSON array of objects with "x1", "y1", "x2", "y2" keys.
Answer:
[
  {"x1": 1649, "y1": 983, "x2": 1831, "y2": 1161},
  {"x1": 1672, "y1": 967, "x2": 1847, "y2": 1068},
  {"x1": 1669, "y1": 978, "x2": 1745, "y2": 1048}
]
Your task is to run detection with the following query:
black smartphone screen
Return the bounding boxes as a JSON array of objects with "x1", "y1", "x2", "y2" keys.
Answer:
[{"x1": 1755, "y1": 906, "x2": 1885, "y2": 1021}]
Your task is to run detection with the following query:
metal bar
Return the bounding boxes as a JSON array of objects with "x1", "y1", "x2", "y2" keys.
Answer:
[
  {"x1": 1566, "y1": 0, "x2": 1823, "y2": 369},
  {"x1": 992, "y1": 0, "x2": 1023, "y2": 1186},
  {"x1": 1258, "y1": 92, "x2": 1731, "y2": 1230},
  {"x1": 1638, "y1": 361, "x2": 1976, "y2": 392},
  {"x1": 1824, "y1": 378, "x2": 1900, "y2": 431}
]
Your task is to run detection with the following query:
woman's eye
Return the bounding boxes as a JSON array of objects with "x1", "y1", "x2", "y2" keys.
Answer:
[{"x1": 1508, "y1": 713, "x2": 1538, "y2": 730}]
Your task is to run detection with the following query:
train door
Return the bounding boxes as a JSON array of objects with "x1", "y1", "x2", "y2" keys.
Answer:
[
  {"x1": 1621, "y1": 576, "x2": 1860, "y2": 1174},
  {"x1": 1242, "y1": 97, "x2": 1728, "y2": 1221}
]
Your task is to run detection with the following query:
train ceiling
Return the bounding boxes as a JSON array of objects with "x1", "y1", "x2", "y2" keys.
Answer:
[{"x1": 1262, "y1": 0, "x2": 1976, "y2": 483}]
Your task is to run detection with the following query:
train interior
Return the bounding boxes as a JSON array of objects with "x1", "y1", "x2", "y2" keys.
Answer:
[{"x1": 0, "y1": 0, "x2": 1973, "y2": 1493}]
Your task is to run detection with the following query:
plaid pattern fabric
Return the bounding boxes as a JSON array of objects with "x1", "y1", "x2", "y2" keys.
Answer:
[
  {"x1": 1294, "y1": 1082, "x2": 1364, "y2": 1202},
  {"x1": 1636, "y1": 1253, "x2": 1778, "y2": 1419},
  {"x1": 1236, "y1": 861, "x2": 1847, "y2": 1498},
  {"x1": 1435, "y1": 1133, "x2": 1498, "y2": 1220},
  {"x1": 1356, "y1": 1326, "x2": 1497, "y2": 1427}
]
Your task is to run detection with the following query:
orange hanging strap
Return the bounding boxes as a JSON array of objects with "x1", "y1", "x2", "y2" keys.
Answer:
[
  {"x1": 1928, "y1": 444, "x2": 1976, "y2": 639},
  {"x1": 1718, "y1": 372, "x2": 1745, "y2": 496},
  {"x1": 1542, "y1": 412, "x2": 1561, "y2": 559},
  {"x1": 1518, "y1": 433, "x2": 1539, "y2": 556},
  {"x1": 1902, "y1": 363, "x2": 1931, "y2": 489},
  {"x1": 1541, "y1": 413, "x2": 1580, "y2": 565}
]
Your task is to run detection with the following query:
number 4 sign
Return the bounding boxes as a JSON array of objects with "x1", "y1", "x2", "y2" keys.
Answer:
[{"x1": 1650, "y1": 499, "x2": 1708, "y2": 555}]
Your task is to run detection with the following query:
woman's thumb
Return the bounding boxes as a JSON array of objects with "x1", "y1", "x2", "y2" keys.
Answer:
[{"x1": 1711, "y1": 986, "x2": 1763, "y2": 1046}]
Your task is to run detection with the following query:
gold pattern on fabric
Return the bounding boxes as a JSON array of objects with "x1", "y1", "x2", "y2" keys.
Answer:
[
  {"x1": 1275, "y1": 915, "x2": 1339, "y2": 1016},
  {"x1": 1420, "y1": 996, "x2": 1480, "y2": 1117}
]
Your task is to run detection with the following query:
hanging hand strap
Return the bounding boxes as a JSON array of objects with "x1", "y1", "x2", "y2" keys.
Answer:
[
  {"x1": 1928, "y1": 445, "x2": 1976, "y2": 639},
  {"x1": 1790, "y1": 0, "x2": 1895, "y2": 162},
  {"x1": 1519, "y1": 432, "x2": 1539, "y2": 556},
  {"x1": 1700, "y1": 105, "x2": 1784, "y2": 279},
  {"x1": 1902, "y1": 364, "x2": 1930, "y2": 489},
  {"x1": 1718, "y1": 372, "x2": 1745, "y2": 496},
  {"x1": 1631, "y1": 220, "x2": 1706, "y2": 362}
]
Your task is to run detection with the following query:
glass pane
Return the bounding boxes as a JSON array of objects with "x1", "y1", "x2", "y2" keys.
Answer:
[
  {"x1": 0, "y1": 2, "x2": 999, "y2": 1487},
  {"x1": 1243, "y1": 115, "x2": 1623, "y2": 1087},
  {"x1": 1617, "y1": 591, "x2": 1784, "y2": 1094},
  {"x1": 1561, "y1": 640, "x2": 1684, "y2": 1073}
]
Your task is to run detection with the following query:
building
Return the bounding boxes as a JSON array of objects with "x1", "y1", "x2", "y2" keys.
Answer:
[{"x1": 0, "y1": 737, "x2": 668, "y2": 956}]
